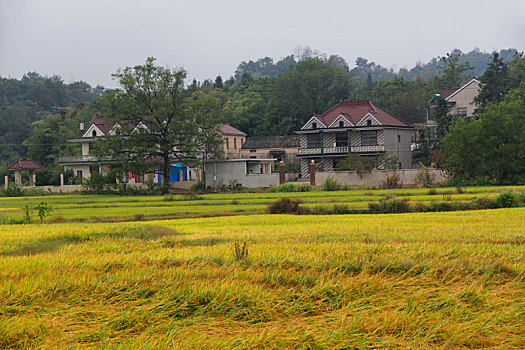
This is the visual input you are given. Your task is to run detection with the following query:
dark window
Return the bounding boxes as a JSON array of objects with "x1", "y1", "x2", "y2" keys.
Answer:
[
  {"x1": 335, "y1": 132, "x2": 348, "y2": 147},
  {"x1": 312, "y1": 122, "x2": 317, "y2": 129},
  {"x1": 306, "y1": 133, "x2": 321, "y2": 148},
  {"x1": 92, "y1": 130, "x2": 97, "y2": 137},
  {"x1": 250, "y1": 156, "x2": 257, "y2": 159},
  {"x1": 250, "y1": 149, "x2": 256, "y2": 153},
  {"x1": 366, "y1": 120, "x2": 372, "y2": 126},
  {"x1": 234, "y1": 138, "x2": 237, "y2": 149},
  {"x1": 457, "y1": 107, "x2": 467, "y2": 116},
  {"x1": 398, "y1": 134, "x2": 401, "y2": 143},
  {"x1": 361, "y1": 130, "x2": 377, "y2": 146},
  {"x1": 339, "y1": 121, "x2": 344, "y2": 128},
  {"x1": 225, "y1": 138, "x2": 229, "y2": 149}
]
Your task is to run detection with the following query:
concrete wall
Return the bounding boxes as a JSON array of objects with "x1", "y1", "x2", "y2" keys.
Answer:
[
  {"x1": 20, "y1": 185, "x2": 82, "y2": 193},
  {"x1": 315, "y1": 169, "x2": 447, "y2": 186},
  {"x1": 204, "y1": 161, "x2": 280, "y2": 188},
  {"x1": 65, "y1": 164, "x2": 91, "y2": 179}
]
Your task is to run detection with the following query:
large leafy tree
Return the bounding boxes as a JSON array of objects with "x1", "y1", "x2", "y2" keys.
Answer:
[
  {"x1": 267, "y1": 58, "x2": 354, "y2": 135},
  {"x1": 443, "y1": 83, "x2": 525, "y2": 184},
  {"x1": 475, "y1": 52, "x2": 510, "y2": 108},
  {"x1": 435, "y1": 50, "x2": 474, "y2": 89},
  {"x1": 95, "y1": 57, "x2": 223, "y2": 193}
]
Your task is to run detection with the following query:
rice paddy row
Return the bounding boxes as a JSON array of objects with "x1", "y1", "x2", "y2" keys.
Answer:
[{"x1": 1, "y1": 185, "x2": 524, "y2": 223}]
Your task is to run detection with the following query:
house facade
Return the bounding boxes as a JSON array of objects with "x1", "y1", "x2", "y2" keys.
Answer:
[
  {"x1": 240, "y1": 135, "x2": 300, "y2": 164},
  {"x1": 425, "y1": 78, "x2": 481, "y2": 145},
  {"x1": 296, "y1": 99, "x2": 413, "y2": 178},
  {"x1": 59, "y1": 117, "x2": 242, "y2": 183}
]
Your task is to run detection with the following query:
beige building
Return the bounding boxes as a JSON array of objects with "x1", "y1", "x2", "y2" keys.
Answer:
[
  {"x1": 425, "y1": 78, "x2": 481, "y2": 145},
  {"x1": 443, "y1": 78, "x2": 481, "y2": 117},
  {"x1": 220, "y1": 125, "x2": 247, "y2": 159}
]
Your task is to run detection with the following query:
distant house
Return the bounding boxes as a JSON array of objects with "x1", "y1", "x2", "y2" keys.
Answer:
[
  {"x1": 295, "y1": 99, "x2": 413, "y2": 178},
  {"x1": 240, "y1": 135, "x2": 300, "y2": 164},
  {"x1": 426, "y1": 78, "x2": 481, "y2": 144},
  {"x1": 59, "y1": 116, "x2": 241, "y2": 183},
  {"x1": 220, "y1": 124, "x2": 247, "y2": 159}
]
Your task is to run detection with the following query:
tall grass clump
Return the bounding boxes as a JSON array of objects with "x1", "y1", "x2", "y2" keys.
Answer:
[
  {"x1": 232, "y1": 242, "x2": 248, "y2": 261},
  {"x1": 322, "y1": 177, "x2": 341, "y2": 191}
]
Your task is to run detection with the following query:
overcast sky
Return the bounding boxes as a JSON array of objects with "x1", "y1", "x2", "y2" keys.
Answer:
[{"x1": 1, "y1": 0, "x2": 524, "y2": 88}]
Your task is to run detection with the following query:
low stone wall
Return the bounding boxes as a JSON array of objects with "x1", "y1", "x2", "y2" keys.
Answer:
[
  {"x1": 20, "y1": 185, "x2": 82, "y2": 193},
  {"x1": 315, "y1": 169, "x2": 448, "y2": 186},
  {"x1": 170, "y1": 181, "x2": 197, "y2": 190}
]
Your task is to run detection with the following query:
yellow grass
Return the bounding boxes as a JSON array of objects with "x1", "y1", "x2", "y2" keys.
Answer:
[{"x1": 0, "y1": 208, "x2": 524, "y2": 348}]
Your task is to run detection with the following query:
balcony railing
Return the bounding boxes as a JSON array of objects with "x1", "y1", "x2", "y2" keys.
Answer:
[
  {"x1": 298, "y1": 145, "x2": 385, "y2": 156},
  {"x1": 297, "y1": 148, "x2": 321, "y2": 155},
  {"x1": 323, "y1": 146, "x2": 349, "y2": 154},
  {"x1": 351, "y1": 145, "x2": 385, "y2": 152}
]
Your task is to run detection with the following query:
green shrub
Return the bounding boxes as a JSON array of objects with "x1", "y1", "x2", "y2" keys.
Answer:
[
  {"x1": 311, "y1": 204, "x2": 352, "y2": 215},
  {"x1": 268, "y1": 198, "x2": 310, "y2": 214},
  {"x1": 496, "y1": 191, "x2": 522, "y2": 208},
  {"x1": 36, "y1": 202, "x2": 53, "y2": 222},
  {"x1": 470, "y1": 197, "x2": 499, "y2": 210},
  {"x1": 424, "y1": 202, "x2": 456, "y2": 212},
  {"x1": 322, "y1": 177, "x2": 341, "y2": 191},
  {"x1": 369, "y1": 198, "x2": 411, "y2": 213}
]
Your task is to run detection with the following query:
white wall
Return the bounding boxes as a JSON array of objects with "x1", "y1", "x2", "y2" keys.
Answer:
[
  {"x1": 315, "y1": 169, "x2": 447, "y2": 186},
  {"x1": 204, "y1": 161, "x2": 280, "y2": 188}
]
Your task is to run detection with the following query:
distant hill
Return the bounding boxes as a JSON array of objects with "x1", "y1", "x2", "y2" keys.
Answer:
[{"x1": 235, "y1": 47, "x2": 520, "y2": 83}]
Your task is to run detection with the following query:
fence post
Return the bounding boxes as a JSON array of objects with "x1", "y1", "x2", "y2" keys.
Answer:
[
  {"x1": 4, "y1": 176, "x2": 7, "y2": 189},
  {"x1": 60, "y1": 173, "x2": 64, "y2": 186},
  {"x1": 279, "y1": 161, "x2": 285, "y2": 185},
  {"x1": 309, "y1": 160, "x2": 316, "y2": 187}
]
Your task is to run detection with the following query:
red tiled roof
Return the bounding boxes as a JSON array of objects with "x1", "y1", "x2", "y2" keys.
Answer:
[
  {"x1": 88, "y1": 116, "x2": 116, "y2": 135},
  {"x1": 220, "y1": 124, "x2": 247, "y2": 136},
  {"x1": 442, "y1": 88, "x2": 460, "y2": 99},
  {"x1": 8, "y1": 158, "x2": 43, "y2": 170},
  {"x1": 315, "y1": 99, "x2": 409, "y2": 127}
]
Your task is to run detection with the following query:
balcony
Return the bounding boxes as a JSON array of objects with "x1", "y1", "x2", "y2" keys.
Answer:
[{"x1": 59, "y1": 155, "x2": 111, "y2": 164}]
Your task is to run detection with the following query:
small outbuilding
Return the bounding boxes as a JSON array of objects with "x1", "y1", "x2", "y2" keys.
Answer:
[{"x1": 8, "y1": 158, "x2": 43, "y2": 186}]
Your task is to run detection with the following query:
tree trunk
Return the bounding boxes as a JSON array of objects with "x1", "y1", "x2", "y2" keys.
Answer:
[{"x1": 162, "y1": 154, "x2": 170, "y2": 194}]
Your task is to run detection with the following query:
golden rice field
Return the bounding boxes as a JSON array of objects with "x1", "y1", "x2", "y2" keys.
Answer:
[
  {"x1": 0, "y1": 185, "x2": 524, "y2": 223},
  {"x1": 1, "y1": 208, "x2": 524, "y2": 348}
]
